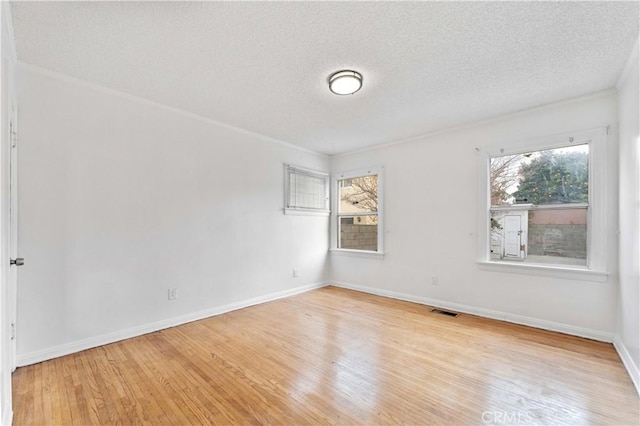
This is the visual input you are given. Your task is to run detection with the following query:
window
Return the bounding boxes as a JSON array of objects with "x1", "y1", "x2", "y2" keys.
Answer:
[
  {"x1": 490, "y1": 144, "x2": 589, "y2": 266},
  {"x1": 478, "y1": 128, "x2": 608, "y2": 281},
  {"x1": 331, "y1": 167, "x2": 384, "y2": 254},
  {"x1": 284, "y1": 165, "x2": 329, "y2": 215}
]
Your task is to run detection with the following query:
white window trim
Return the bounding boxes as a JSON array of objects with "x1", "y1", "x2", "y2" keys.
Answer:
[
  {"x1": 284, "y1": 164, "x2": 330, "y2": 216},
  {"x1": 477, "y1": 127, "x2": 609, "y2": 281},
  {"x1": 331, "y1": 166, "x2": 384, "y2": 256},
  {"x1": 329, "y1": 248, "x2": 385, "y2": 259}
]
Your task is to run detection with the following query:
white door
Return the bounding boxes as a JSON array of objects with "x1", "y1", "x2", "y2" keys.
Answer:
[
  {"x1": 503, "y1": 215, "x2": 522, "y2": 258},
  {"x1": 8, "y1": 101, "x2": 17, "y2": 371}
]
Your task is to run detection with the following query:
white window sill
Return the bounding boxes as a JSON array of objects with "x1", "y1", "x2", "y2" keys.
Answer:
[
  {"x1": 477, "y1": 261, "x2": 608, "y2": 283},
  {"x1": 330, "y1": 248, "x2": 385, "y2": 259},
  {"x1": 284, "y1": 208, "x2": 330, "y2": 217}
]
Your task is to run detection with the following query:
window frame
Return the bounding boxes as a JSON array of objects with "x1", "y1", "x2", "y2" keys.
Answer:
[
  {"x1": 331, "y1": 166, "x2": 384, "y2": 257},
  {"x1": 477, "y1": 127, "x2": 609, "y2": 282},
  {"x1": 284, "y1": 164, "x2": 330, "y2": 216}
]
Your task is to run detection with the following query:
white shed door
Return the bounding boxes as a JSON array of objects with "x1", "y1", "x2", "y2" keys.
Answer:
[{"x1": 503, "y1": 215, "x2": 522, "y2": 258}]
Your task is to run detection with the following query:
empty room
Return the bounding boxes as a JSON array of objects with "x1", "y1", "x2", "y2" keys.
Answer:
[{"x1": 0, "y1": 1, "x2": 639, "y2": 425}]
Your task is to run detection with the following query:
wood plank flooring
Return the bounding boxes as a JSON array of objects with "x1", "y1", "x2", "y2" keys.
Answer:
[{"x1": 12, "y1": 286, "x2": 640, "y2": 425}]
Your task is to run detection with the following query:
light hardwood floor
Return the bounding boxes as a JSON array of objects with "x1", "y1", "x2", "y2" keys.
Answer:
[{"x1": 13, "y1": 286, "x2": 640, "y2": 425}]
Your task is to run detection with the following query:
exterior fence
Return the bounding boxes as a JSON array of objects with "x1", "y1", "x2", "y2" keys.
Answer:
[{"x1": 340, "y1": 224, "x2": 377, "y2": 251}]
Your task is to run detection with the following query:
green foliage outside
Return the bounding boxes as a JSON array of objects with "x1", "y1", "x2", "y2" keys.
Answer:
[{"x1": 512, "y1": 151, "x2": 588, "y2": 205}]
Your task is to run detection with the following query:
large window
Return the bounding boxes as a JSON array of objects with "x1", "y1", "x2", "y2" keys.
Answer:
[
  {"x1": 284, "y1": 165, "x2": 329, "y2": 214},
  {"x1": 490, "y1": 144, "x2": 589, "y2": 266},
  {"x1": 478, "y1": 127, "x2": 609, "y2": 281},
  {"x1": 332, "y1": 167, "x2": 383, "y2": 254}
]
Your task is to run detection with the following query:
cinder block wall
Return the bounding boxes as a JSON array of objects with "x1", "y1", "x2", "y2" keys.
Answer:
[
  {"x1": 340, "y1": 224, "x2": 377, "y2": 251},
  {"x1": 528, "y1": 225, "x2": 587, "y2": 258}
]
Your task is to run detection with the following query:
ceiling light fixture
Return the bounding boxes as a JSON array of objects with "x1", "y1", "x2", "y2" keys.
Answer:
[{"x1": 329, "y1": 70, "x2": 363, "y2": 95}]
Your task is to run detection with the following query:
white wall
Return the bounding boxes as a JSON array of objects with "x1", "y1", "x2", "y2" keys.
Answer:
[
  {"x1": 616, "y1": 39, "x2": 640, "y2": 393},
  {"x1": 11, "y1": 39, "x2": 636, "y2": 396},
  {"x1": 16, "y1": 63, "x2": 329, "y2": 364},
  {"x1": 0, "y1": 3, "x2": 16, "y2": 424},
  {"x1": 331, "y1": 91, "x2": 619, "y2": 339}
]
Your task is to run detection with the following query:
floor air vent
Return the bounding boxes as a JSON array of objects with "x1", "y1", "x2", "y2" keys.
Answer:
[{"x1": 430, "y1": 308, "x2": 459, "y2": 317}]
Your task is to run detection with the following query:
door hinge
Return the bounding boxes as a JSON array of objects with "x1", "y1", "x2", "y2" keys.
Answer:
[{"x1": 10, "y1": 322, "x2": 15, "y2": 340}]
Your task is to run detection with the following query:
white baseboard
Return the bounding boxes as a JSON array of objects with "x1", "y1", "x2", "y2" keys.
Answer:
[
  {"x1": 17, "y1": 282, "x2": 328, "y2": 367},
  {"x1": 331, "y1": 281, "x2": 615, "y2": 343},
  {"x1": 1, "y1": 406, "x2": 12, "y2": 426},
  {"x1": 614, "y1": 336, "x2": 640, "y2": 396}
]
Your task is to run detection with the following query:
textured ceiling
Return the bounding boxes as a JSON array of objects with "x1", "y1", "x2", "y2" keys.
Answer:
[{"x1": 10, "y1": 1, "x2": 639, "y2": 155}]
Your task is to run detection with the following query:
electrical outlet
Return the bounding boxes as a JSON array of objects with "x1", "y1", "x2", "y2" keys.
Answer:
[
  {"x1": 168, "y1": 288, "x2": 178, "y2": 300},
  {"x1": 293, "y1": 268, "x2": 299, "y2": 278},
  {"x1": 431, "y1": 275, "x2": 439, "y2": 286}
]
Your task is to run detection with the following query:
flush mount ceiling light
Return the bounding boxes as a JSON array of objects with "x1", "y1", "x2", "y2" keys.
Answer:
[{"x1": 328, "y1": 70, "x2": 363, "y2": 95}]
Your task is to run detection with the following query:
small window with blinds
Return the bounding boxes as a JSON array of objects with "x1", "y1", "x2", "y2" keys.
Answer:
[{"x1": 284, "y1": 165, "x2": 330, "y2": 215}]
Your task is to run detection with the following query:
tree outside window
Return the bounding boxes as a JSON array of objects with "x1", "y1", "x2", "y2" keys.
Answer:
[
  {"x1": 337, "y1": 174, "x2": 379, "y2": 252},
  {"x1": 489, "y1": 144, "x2": 589, "y2": 265}
]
